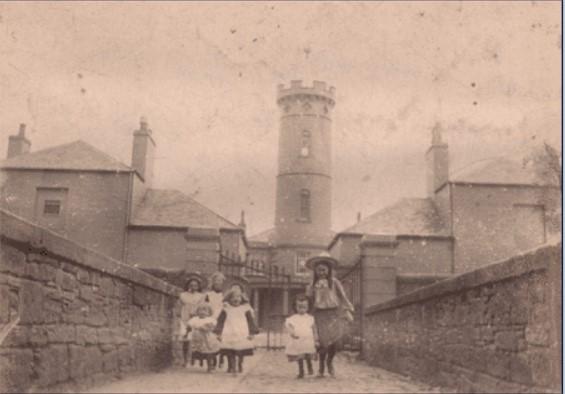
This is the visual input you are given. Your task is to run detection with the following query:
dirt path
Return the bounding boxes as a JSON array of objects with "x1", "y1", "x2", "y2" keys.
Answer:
[{"x1": 85, "y1": 350, "x2": 439, "y2": 393}]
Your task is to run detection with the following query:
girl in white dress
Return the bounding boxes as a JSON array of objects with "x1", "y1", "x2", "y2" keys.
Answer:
[
  {"x1": 285, "y1": 294, "x2": 319, "y2": 379},
  {"x1": 187, "y1": 303, "x2": 221, "y2": 372},
  {"x1": 178, "y1": 275, "x2": 206, "y2": 367},
  {"x1": 214, "y1": 287, "x2": 259, "y2": 375}
]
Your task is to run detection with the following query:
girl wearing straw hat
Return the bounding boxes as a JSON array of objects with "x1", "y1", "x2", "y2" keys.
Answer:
[
  {"x1": 178, "y1": 273, "x2": 207, "y2": 368},
  {"x1": 305, "y1": 252, "x2": 354, "y2": 378}
]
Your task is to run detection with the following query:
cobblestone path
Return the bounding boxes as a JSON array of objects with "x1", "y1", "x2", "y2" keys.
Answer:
[{"x1": 85, "y1": 350, "x2": 440, "y2": 393}]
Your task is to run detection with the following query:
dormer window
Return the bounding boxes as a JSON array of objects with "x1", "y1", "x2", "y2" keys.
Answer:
[{"x1": 300, "y1": 130, "x2": 311, "y2": 157}]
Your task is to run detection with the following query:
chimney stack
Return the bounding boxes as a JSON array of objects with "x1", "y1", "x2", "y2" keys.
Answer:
[
  {"x1": 131, "y1": 116, "x2": 156, "y2": 186},
  {"x1": 7, "y1": 124, "x2": 31, "y2": 159},
  {"x1": 425, "y1": 123, "x2": 449, "y2": 197},
  {"x1": 238, "y1": 210, "x2": 247, "y2": 230}
]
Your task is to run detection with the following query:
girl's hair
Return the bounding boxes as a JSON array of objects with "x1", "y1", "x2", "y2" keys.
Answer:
[
  {"x1": 185, "y1": 278, "x2": 203, "y2": 292},
  {"x1": 312, "y1": 261, "x2": 334, "y2": 289},
  {"x1": 293, "y1": 294, "x2": 310, "y2": 313},
  {"x1": 196, "y1": 303, "x2": 213, "y2": 317},
  {"x1": 223, "y1": 288, "x2": 249, "y2": 304}
]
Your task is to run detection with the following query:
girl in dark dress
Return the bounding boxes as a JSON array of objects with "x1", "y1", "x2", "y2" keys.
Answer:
[{"x1": 305, "y1": 253, "x2": 354, "y2": 378}]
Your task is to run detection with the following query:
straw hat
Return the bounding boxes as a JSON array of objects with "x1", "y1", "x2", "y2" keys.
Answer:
[
  {"x1": 184, "y1": 273, "x2": 207, "y2": 290},
  {"x1": 305, "y1": 251, "x2": 339, "y2": 271}
]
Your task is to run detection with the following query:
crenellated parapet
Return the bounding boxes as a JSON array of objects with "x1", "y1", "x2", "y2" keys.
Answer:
[{"x1": 277, "y1": 80, "x2": 336, "y2": 107}]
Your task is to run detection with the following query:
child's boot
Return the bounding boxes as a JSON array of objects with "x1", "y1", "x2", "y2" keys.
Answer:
[
  {"x1": 296, "y1": 360, "x2": 305, "y2": 379},
  {"x1": 306, "y1": 357, "x2": 314, "y2": 375},
  {"x1": 237, "y1": 356, "x2": 243, "y2": 373},
  {"x1": 327, "y1": 359, "x2": 335, "y2": 378},
  {"x1": 317, "y1": 351, "x2": 326, "y2": 378}
]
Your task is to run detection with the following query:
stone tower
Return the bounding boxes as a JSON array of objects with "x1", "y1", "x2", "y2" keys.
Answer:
[{"x1": 274, "y1": 80, "x2": 336, "y2": 246}]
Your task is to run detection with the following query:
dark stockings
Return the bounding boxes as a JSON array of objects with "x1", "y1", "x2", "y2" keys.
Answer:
[
  {"x1": 182, "y1": 341, "x2": 190, "y2": 365},
  {"x1": 326, "y1": 344, "x2": 337, "y2": 376},
  {"x1": 297, "y1": 360, "x2": 305, "y2": 378},
  {"x1": 206, "y1": 355, "x2": 215, "y2": 372},
  {"x1": 318, "y1": 344, "x2": 337, "y2": 376}
]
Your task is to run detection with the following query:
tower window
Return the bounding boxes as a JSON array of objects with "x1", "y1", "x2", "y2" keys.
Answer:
[
  {"x1": 299, "y1": 189, "x2": 311, "y2": 221},
  {"x1": 300, "y1": 130, "x2": 311, "y2": 157}
]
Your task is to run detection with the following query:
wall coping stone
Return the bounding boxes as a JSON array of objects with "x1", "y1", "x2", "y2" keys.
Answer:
[
  {"x1": 366, "y1": 242, "x2": 561, "y2": 316},
  {"x1": 0, "y1": 208, "x2": 180, "y2": 296}
]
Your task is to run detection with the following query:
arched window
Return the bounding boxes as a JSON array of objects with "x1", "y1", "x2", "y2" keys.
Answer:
[
  {"x1": 300, "y1": 130, "x2": 311, "y2": 157},
  {"x1": 300, "y1": 189, "x2": 311, "y2": 221}
]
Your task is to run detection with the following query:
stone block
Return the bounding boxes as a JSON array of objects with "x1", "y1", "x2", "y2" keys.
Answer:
[
  {"x1": 525, "y1": 324, "x2": 550, "y2": 347},
  {"x1": 495, "y1": 330, "x2": 522, "y2": 352},
  {"x1": 43, "y1": 298, "x2": 63, "y2": 324},
  {"x1": 76, "y1": 325, "x2": 98, "y2": 345},
  {"x1": 486, "y1": 351, "x2": 510, "y2": 380},
  {"x1": 0, "y1": 245, "x2": 27, "y2": 276},
  {"x1": 46, "y1": 324, "x2": 76, "y2": 343},
  {"x1": 69, "y1": 345, "x2": 86, "y2": 380},
  {"x1": 97, "y1": 327, "x2": 115, "y2": 344},
  {"x1": 99, "y1": 277, "x2": 115, "y2": 297},
  {"x1": 36, "y1": 344, "x2": 70, "y2": 387},
  {"x1": 84, "y1": 346, "x2": 103, "y2": 375},
  {"x1": 2, "y1": 325, "x2": 31, "y2": 347},
  {"x1": 55, "y1": 270, "x2": 77, "y2": 292},
  {"x1": 509, "y1": 353, "x2": 533, "y2": 385},
  {"x1": 79, "y1": 284, "x2": 99, "y2": 302},
  {"x1": 528, "y1": 349, "x2": 552, "y2": 387},
  {"x1": 83, "y1": 305, "x2": 107, "y2": 327},
  {"x1": 19, "y1": 280, "x2": 45, "y2": 324},
  {"x1": 0, "y1": 348, "x2": 34, "y2": 393},
  {"x1": 101, "y1": 349, "x2": 119, "y2": 373}
]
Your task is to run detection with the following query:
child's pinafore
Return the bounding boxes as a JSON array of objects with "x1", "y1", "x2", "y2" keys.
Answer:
[{"x1": 285, "y1": 313, "x2": 317, "y2": 361}]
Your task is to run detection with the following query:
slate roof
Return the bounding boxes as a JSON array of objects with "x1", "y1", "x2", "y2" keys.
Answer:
[
  {"x1": 450, "y1": 156, "x2": 557, "y2": 186},
  {"x1": 341, "y1": 198, "x2": 448, "y2": 237},
  {"x1": 131, "y1": 189, "x2": 239, "y2": 230},
  {"x1": 0, "y1": 140, "x2": 133, "y2": 172}
]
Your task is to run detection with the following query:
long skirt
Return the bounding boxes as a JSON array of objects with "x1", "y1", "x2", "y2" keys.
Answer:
[{"x1": 313, "y1": 307, "x2": 349, "y2": 348}]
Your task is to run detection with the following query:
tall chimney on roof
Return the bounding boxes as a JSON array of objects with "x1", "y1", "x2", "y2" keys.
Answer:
[
  {"x1": 425, "y1": 123, "x2": 449, "y2": 197},
  {"x1": 131, "y1": 117, "x2": 155, "y2": 187},
  {"x1": 7, "y1": 124, "x2": 31, "y2": 159}
]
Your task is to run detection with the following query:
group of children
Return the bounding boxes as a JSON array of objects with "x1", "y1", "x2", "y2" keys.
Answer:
[
  {"x1": 178, "y1": 272, "x2": 258, "y2": 375},
  {"x1": 177, "y1": 252, "x2": 355, "y2": 379}
]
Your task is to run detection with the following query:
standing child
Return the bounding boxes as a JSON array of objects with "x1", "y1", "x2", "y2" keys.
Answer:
[
  {"x1": 178, "y1": 274, "x2": 206, "y2": 368},
  {"x1": 204, "y1": 272, "x2": 227, "y2": 368},
  {"x1": 285, "y1": 294, "x2": 318, "y2": 379},
  {"x1": 214, "y1": 287, "x2": 259, "y2": 375},
  {"x1": 188, "y1": 303, "x2": 221, "y2": 372},
  {"x1": 305, "y1": 253, "x2": 354, "y2": 378}
]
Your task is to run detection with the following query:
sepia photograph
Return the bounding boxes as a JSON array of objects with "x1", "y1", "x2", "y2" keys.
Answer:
[{"x1": 0, "y1": 1, "x2": 561, "y2": 393}]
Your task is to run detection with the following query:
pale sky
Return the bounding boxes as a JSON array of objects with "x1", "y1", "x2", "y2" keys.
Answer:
[{"x1": 0, "y1": 2, "x2": 561, "y2": 235}]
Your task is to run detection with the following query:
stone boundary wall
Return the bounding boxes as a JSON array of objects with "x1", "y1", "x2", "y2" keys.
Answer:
[
  {"x1": 0, "y1": 209, "x2": 181, "y2": 393},
  {"x1": 364, "y1": 243, "x2": 561, "y2": 393}
]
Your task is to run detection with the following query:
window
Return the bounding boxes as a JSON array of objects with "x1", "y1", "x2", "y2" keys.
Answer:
[
  {"x1": 300, "y1": 130, "x2": 311, "y2": 157},
  {"x1": 299, "y1": 189, "x2": 311, "y2": 221},
  {"x1": 34, "y1": 187, "x2": 68, "y2": 232},
  {"x1": 295, "y1": 251, "x2": 310, "y2": 275},
  {"x1": 43, "y1": 200, "x2": 61, "y2": 215}
]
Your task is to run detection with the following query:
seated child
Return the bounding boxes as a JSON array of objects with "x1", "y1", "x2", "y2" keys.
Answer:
[
  {"x1": 188, "y1": 303, "x2": 221, "y2": 372},
  {"x1": 285, "y1": 294, "x2": 318, "y2": 379},
  {"x1": 214, "y1": 287, "x2": 259, "y2": 375}
]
